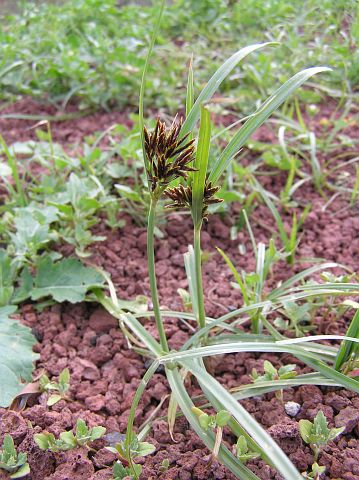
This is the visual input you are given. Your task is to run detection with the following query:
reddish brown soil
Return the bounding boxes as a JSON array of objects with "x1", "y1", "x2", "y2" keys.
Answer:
[{"x1": 0, "y1": 99, "x2": 358, "y2": 480}]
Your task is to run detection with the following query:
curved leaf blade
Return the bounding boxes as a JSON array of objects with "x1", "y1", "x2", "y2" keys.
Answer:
[
  {"x1": 209, "y1": 67, "x2": 332, "y2": 182},
  {"x1": 181, "y1": 43, "x2": 277, "y2": 137}
]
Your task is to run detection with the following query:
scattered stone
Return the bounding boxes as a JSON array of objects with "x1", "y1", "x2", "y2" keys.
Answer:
[{"x1": 285, "y1": 401, "x2": 301, "y2": 417}]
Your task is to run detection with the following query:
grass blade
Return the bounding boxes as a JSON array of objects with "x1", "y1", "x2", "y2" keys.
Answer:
[
  {"x1": 0, "y1": 135, "x2": 27, "y2": 207},
  {"x1": 209, "y1": 67, "x2": 331, "y2": 182},
  {"x1": 334, "y1": 309, "x2": 359, "y2": 371},
  {"x1": 192, "y1": 106, "x2": 211, "y2": 227},
  {"x1": 186, "y1": 55, "x2": 194, "y2": 119},
  {"x1": 184, "y1": 246, "x2": 199, "y2": 320},
  {"x1": 181, "y1": 43, "x2": 277, "y2": 137}
]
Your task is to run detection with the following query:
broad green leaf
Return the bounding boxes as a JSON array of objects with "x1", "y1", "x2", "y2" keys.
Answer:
[
  {"x1": 209, "y1": 67, "x2": 331, "y2": 183},
  {"x1": 31, "y1": 257, "x2": 104, "y2": 303},
  {"x1": 264, "y1": 360, "x2": 277, "y2": 376},
  {"x1": 76, "y1": 419, "x2": 89, "y2": 438},
  {"x1": 47, "y1": 394, "x2": 62, "y2": 406},
  {"x1": 10, "y1": 463, "x2": 30, "y2": 479},
  {"x1": 0, "y1": 250, "x2": 15, "y2": 306},
  {"x1": 34, "y1": 433, "x2": 55, "y2": 451},
  {"x1": 91, "y1": 426, "x2": 106, "y2": 441},
  {"x1": 58, "y1": 368, "x2": 70, "y2": 389},
  {"x1": 12, "y1": 267, "x2": 33, "y2": 305},
  {"x1": 2, "y1": 434, "x2": 16, "y2": 458},
  {"x1": 299, "y1": 420, "x2": 313, "y2": 444},
  {"x1": 328, "y1": 426, "x2": 345, "y2": 441},
  {"x1": 236, "y1": 436, "x2": 249, "y2": 455},
  {"x1": 216, "y1": 410, "x2": 231, "y2": 427},
  {"x1": 136, "y1": 442, "x2": 156, "y2": 457},
  {"x1": 198, "y1": 413, "x2": 210, "y2": 430},
  {"x1": 59, "y1": 431, "x2": 76, "y2": 448},
  {"x1": 181, "y1": 43, "x2": 276, "y2": 137},
  {"x1": 0, "y1": 308, "x2": 38, "y2": 407}
]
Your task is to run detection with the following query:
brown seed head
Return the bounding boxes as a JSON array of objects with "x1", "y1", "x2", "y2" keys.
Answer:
[
  {"x1": 164, "y1": 179, "x2": 223, "y2": 220},
  {"x1": 144, "y1": 117, "x2": 196, "y2": 192}
]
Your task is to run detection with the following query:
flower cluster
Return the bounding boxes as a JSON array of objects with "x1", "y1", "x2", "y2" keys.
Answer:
[
  {"x1": 144, "y1": 118, "x2": 196, "y2": 192},
  {"x1": 165, "y1": 180, "x2": 223, "y2": 220}
]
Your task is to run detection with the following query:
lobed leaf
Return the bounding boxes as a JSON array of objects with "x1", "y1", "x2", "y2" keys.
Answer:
[
  {"x1": 31, "y1": 257, "x2": 104, "y2": 303},
  {"x1": 0, "y1": 307, "x2": 39, "y2": 407}
]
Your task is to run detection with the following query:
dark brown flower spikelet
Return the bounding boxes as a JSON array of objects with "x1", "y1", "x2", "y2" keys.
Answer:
[
  {"x1": 202, "y1": 181, "x2": 223, "y2": 219},
  {"x1": 164, "y1": 184, "x2": 193, "y2": 210},
  {"x1": 164, "y1": 180, "x2": 223, "y2": 220},
  {"x1": 144, "y1": 117, "x2": 196, "y2": 192}
]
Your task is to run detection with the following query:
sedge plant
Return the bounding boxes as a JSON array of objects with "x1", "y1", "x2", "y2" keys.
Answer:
[{"x1": 94, "y1": 2, "x2": 359, "y2": 479}]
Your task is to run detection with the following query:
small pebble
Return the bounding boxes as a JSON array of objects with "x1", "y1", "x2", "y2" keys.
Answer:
[{"x1": 285, "y1": 401, "x2": 301, "y2": 417}]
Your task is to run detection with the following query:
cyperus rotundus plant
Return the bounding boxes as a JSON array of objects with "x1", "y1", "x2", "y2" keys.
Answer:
[{"x1": 93, "y1": 2, "x2": 359, "y2": 479}]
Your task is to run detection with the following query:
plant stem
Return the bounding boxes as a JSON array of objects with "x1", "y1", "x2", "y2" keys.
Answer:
[
  {"x1": 147, "y1": 197, "x2": 169, "y2": 352},
  {"x1": 194, "y1": 224, "x2": 206, "y2": 330},
  {"x1": 125, "y1": 360, "x2": 159, "y2": 479}
]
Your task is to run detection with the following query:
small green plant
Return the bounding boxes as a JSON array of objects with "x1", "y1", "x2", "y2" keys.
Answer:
[
  {"x1": 274, "y1": 301, "x2": 315, "y2": 337},
  {"x1": 39, "y1": 368, "x2": 70, "y2": 406},
  {"x1": 251, "y1": 360, "x2": 297, "y2": 403},
  {"x1": 235, "y1": 435, "x2": 260, "y2": 464},
  {"x1": 112, "y1": 460, "x2": 138, "y2": 480},
  {"x1": 299, "y1": 411, "x2": 344, "y2": 462},
  {"x1": 107, "y1": 433, "x2": 155, "y2": 478},
  {"x1": 34, "y1": 418, "x2": 106, "y2": 452},
  {"x1": 302, "y1": 462, "x2": 326, "y2": 480},
  {"x1": 177, "y1": 288, "x2": 192, "y2": 312},
  {"x1": 192, "y1": 407, "x2": 231, "y2": 462},
  {"x1": 0, "y1": 434, "x2": 30, "y2": 479},
  {"x1": 158, "y1": 458, "x2": 170, "y2": 473}
]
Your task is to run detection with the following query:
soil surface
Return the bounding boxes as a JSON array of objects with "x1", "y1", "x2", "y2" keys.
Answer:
[{"x1": 0, "y1": 99, "x2": 358, "y2": 480}]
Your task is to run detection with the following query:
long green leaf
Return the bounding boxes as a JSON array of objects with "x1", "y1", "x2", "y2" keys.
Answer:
[
  {"x1": 268, "y1": 262, "x2": 344, "y2": 299},
  {"x1": 192, "y1": 106, "x2": 211, "y2": 227},
  {"x1": 209, "y1": 67, "x2": 331, "y2": 182},
  {"x1": 334, "y1": 309, "x2": 359, "y2": 371},
  {"x1": 186, "y1": 55, "x2": 194, "y2": 119},
  {"x1": 184, "y1": 246, "x2": 199, "y2": 320},
  {"x1": 181, "y1": 43, "x2": 277, "y2": 137}
]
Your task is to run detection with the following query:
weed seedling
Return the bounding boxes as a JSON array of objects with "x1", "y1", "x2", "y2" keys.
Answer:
[
  {"x1": 34, "y1": 418, "x2": 106, "y2": 452},
  {"x1": 112, "y1": 460, "x2": 138, "y2": 480},
  {"x1": 158, "y1": 458, "x2": 170, "y2": 473},
  {"x1": 0, "y1": 434, "x2": 30, "y2": 479},
  {"x1": 192, "y1": 407, "x2": 231, "y2": 463},
  {"x1": 235, "y1": 435, "x2": 260, "y2": 464},
  {"x1": 39, "y1": 367, "x2": 70, "y2": 406},
  {"x1": 299, "y1": 411, "x2": 344, "y2": 462},
  {"x1": 177, "y1": 288, "x2": 192, "y2": 312},
  {"x1": 106, "y1": 432, "x2": 155, "y2": 478},
  {"x1": 274, "y1": 301, "x2": 314, "y2": 337},
  {"x1": 302, "y1": 462, "x2": 326, "y2": 480},
  {"x1": 251, "y1": 360, "x2": 297, "y2": 403}
]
